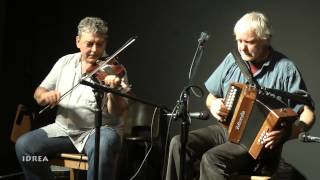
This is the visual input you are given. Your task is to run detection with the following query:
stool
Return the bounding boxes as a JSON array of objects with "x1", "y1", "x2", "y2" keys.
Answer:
[{"x1": 50, "y1": 153, "x2": 88, "y2": 180}]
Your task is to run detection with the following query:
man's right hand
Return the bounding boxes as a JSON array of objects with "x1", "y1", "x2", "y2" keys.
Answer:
[
  {"x1": 209, "y1": 98, "x2": 229, "y2": 122},
  {"x1": 40, "y1": 90, "x2": 60, "y2": 106},
  {"x1": 34, "y1": 87, "x2": 60, "y2": 106}
]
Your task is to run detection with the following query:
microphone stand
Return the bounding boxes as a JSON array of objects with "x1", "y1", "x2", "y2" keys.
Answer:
[
  {"x1": 80, "y1": 80, "x2": 171, "y2": 180},
  {"x1": 86, "y1": 36, "x2": 137, "y2": 180},
  {"x1": 176, "y1": 32, "x2": 210, "y2": 180},
  {"x1": 80, "y1": 80, "x2": 170, "y2": 110},
  {"x1": 92, "y1": 77, "x2": 103, "y2": 180},
  {"x1": 178, "y1": 89, "x2": 190, "y2": 180}
]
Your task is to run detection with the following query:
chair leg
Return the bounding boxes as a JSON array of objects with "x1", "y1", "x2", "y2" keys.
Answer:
[{"x1": 69, "y1": 169, "x2": 75, "y2": 180}]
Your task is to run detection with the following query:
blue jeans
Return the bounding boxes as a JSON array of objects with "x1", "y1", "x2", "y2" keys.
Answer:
[{"x1": 15, "y1": 127, "x2": 121, "y2": 180}]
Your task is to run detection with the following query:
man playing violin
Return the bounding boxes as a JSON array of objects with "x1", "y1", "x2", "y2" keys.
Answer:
[{"x1": 15, "y1": 16, "x2": 130, "y2": 180}]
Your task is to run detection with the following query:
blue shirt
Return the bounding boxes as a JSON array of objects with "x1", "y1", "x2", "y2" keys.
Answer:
[{"x1": 204, "y1": 50, "x2": 314, "y2": 113}]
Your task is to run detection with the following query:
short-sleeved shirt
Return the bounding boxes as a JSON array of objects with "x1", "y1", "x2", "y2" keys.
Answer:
[
  {"x1": 40, "y1": 52, "x2": 127, "y2": 152},
  {"x1": 204, "y1": 49, "x2": 314, "y2": 113}
]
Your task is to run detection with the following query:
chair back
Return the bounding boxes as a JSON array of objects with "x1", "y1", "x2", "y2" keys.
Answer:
[
  {"x1": 11, "y1": 104, "x2": 32, "y2": 143},
  {"x1": 123, "y1": 101, "x2": 161, "y2": 140}
]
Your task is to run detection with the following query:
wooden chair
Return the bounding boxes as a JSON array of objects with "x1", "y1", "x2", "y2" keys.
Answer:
[
  {"x1": 10, "y1": 104, "x2": 32, "y2": 143},
  {"x1": 50, "y1": 153, "x2": 88, "y2": 180},
  {"x1": 11, "y1": 104, "x2": 88, "y2": 180},
  {"x1": 229, "y1": 175, "x2": 271, "y2": 180},
  {"x1": 49, "y1": 101, "x2": 164, "y2": 180}
]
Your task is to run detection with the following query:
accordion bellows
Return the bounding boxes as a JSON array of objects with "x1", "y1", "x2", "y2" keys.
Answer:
[{"x1": 223, "y1": 83, "x2": 297, "y2": 159}]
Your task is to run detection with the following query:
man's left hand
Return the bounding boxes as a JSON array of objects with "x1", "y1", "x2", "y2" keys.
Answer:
[
  {"x1": 104, "y1": 75, "x2": 121, "y2": 88},
  {"x1": 264, "y1": 128, "x2": 288, "y2": 149}
]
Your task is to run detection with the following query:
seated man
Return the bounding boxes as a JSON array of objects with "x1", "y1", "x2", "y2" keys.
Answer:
[
  {"x1": 15, "y1": 17, "x2": 130, "y2": 180},
  {"x1": 165, "y1": 11, "x2": 315, "y2": 180}
]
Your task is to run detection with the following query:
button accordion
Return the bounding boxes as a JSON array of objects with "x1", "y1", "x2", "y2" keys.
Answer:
[{"x1": 222, "y1": 83, "x2": 297, "y2": 159}]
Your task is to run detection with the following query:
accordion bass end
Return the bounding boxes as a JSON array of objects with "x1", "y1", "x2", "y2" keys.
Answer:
[
  {"x1": 248, "y1": 108, "x2": 297, "y2": 159},
  {"x1": 224, "y1": 83, "x2": 298, "y2": 159}
]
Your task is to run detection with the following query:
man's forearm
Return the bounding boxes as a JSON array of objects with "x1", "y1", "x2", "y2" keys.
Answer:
[{"x1": 290, "y1": 105, "x2": 315, "y2": 139}]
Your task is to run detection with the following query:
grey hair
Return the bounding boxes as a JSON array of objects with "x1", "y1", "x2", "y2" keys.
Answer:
[
  {"x1": 77, "y1": 17, "x2": 108, "y2": 38},
  {"x1": 234, "y1": 11, "x2": 272, "y2": 40}
]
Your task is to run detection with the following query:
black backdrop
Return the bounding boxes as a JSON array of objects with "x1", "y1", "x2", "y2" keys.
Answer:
[{"x1": 1, "y1": 0, "x2": 320, "y2": 179}]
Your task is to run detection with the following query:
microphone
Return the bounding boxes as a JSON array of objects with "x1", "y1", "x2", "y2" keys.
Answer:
[
  {"x1": 198, "y1": 31, "x2": 210, "y2": 45},
  {"x1": 189, "y1": 111, "x2": 210, "y2": 120},
  {"x1": 165, "y1": 111, "x2": 210, "y2": 120},
  {"x1": 298, "y1": 132, "x2": 320, "y2": 143}
]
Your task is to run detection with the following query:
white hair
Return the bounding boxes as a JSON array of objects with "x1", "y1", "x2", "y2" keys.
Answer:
[{"x1": 234, "y1": 11, "x2": 272, "y2": 40}]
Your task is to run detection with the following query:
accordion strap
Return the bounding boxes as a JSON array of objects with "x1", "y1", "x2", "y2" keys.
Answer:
[
  {"x1": 231, "y1": 49, "x2": 311, "y2": 107},
  {"x1": 231, "y1": 49, "x2": 260, "y2": 88}
]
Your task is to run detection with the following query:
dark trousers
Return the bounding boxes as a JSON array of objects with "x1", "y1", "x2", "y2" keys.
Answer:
[{"x1": 165, "y1": 124, "x2": 278, "y2": 180}]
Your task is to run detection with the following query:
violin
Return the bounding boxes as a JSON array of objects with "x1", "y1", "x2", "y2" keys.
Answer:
[
  {"x1": 85, "y1": 57, "x2": 126, "y2": 83},
  {"x1": 39, "y1": 36, "x2": 137, "y2": 115}
]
